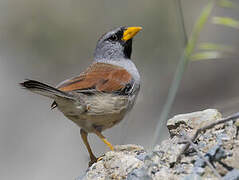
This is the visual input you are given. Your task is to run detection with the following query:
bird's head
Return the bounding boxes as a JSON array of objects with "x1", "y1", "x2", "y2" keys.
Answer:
[{"x1": 94, "y1": 26, "x2": 142, "y2": 61}]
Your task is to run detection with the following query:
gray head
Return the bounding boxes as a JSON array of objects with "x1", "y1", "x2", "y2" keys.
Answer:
[{"x1": 93, "y1": 26, "x2": 142, "y2": 61}]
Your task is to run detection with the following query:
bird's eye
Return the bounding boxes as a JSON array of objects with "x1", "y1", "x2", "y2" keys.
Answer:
[{"x1": 109, "y1": 34, "x2": 118, "y2": 41}]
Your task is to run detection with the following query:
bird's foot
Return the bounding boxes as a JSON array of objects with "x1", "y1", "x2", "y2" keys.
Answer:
[{"x1": 88, "y1": 154, "x2": 105, "y2": 167}]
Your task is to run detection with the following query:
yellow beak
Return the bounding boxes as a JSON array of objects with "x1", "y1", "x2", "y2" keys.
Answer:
[{"x1": 122, "y1": 26, "x2": 142, "y2": 41}]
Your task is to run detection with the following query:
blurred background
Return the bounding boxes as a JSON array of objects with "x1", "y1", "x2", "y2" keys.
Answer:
[{"x1": 0, "y1": 0, "x2": 238, "y2": 179}]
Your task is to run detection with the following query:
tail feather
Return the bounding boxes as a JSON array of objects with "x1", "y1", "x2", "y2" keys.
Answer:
[{"x1": 20, "y1": 80, "x2": 73, "y2": 99}]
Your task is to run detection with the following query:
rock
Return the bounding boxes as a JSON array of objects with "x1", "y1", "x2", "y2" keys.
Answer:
[
  {"x1": 167, "y1": 109, "x2": 221, "y2": 138},
  {"x1": 80, "y1": 145, "x2": 145, "y2": 180},
  {"x1": 193, "y1": 167, "x2": 205, "y2": 176},
  {"x1": 222, "y1": 169, "x2": 239, "y2": 180},
  {"x1": 153, "y1": 136, "x2": 185, "y2": 166},
  {"x1": 126, "y1": 168, "x2": 152, "y2": 180},
  {"x1": 79, "y1": 109, "x2": 239, "y2": 180},
  {"x1": 182, "y1": 173, "x2": 202, "y2": 180}
]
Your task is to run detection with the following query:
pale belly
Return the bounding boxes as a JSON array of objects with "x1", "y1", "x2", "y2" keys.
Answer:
[{"x1": 55, "y1": 93, "x2": 135, "y2": 132}]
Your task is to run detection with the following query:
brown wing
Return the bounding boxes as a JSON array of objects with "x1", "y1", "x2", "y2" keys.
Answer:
[{"x1": 57, "y1": 62, "x2": 132, "y2": 93}]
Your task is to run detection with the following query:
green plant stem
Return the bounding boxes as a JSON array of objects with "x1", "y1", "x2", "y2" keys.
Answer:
[{"x1": 151, "y1": 1, "x2": 215, "y2": 148}]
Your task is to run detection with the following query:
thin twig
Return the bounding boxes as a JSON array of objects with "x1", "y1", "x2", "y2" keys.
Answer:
[
  {"x1": 176, "y1": 0, "x2": 188, "y2": 45},
  {"x1": 181, "y1": 131, "x2": 222, "y2": 179},
  {"x1": 176, "y1": 112, "x2": 239, "y2": 163}
]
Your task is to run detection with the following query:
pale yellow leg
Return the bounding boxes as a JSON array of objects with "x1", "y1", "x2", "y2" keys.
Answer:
[
  {"x1": 93, "y1": 129, "x2": 114, "y2": 151},
  {"x1": 80, "y1": 129, "x2": 97, "y2": 163}
]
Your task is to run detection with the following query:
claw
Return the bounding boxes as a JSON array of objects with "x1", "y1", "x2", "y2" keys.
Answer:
[{"x1": 97, "y1": 155, "x2": 104, "y2": 162}]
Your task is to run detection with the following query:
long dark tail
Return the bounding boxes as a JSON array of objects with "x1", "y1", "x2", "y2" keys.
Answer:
[{"x1": 20, "y1": 80, "x2": 73, "y2": 99}]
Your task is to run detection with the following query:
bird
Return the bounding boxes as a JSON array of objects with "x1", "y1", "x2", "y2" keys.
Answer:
[{"x1": 20, "y1": 26, "x2": 142, "y2": 165}]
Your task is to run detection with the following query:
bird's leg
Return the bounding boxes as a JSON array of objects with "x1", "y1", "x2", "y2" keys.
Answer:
[
  {"x1": 80, "y1": 129, "x2": 97, "y2": 164},
  {"x1": 93, "y1": 129, "x2": 114, "y2": 151}
]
